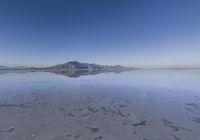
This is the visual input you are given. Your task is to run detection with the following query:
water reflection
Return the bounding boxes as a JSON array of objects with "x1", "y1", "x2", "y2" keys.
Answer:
[
  {"x1": 47, "y1": 70, "x2": 105, "y2": 78},
  {"x1": 0, "y1": 69, "x2": 125, "y2": 78}
]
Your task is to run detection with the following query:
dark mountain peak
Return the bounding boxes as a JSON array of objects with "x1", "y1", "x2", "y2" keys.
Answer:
[{"x1": 66, "y1": 61, "x2": 80, "y2": 64}]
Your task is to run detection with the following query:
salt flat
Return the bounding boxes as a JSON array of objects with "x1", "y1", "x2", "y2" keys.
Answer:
[{"x1": 0, "y1": 71, "x2": 200, "y2": 140}]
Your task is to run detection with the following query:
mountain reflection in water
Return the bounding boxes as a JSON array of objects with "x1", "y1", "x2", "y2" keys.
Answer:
[{"x1": 0, "y1": 69, "x2": 125, "y2": 78}]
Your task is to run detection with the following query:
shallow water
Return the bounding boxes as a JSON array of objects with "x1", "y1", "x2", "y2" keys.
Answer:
[{"x1": 0, "y1": 70, "x2": 200, "y2": 140}]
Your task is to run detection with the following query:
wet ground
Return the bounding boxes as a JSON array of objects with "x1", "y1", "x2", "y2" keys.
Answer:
[{"x1": 0, "y1": 71, "x2": 200, "y2": 140}]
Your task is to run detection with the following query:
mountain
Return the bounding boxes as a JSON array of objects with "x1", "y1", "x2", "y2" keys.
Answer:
[
  {"x1": 0, "y1": 61, "x2": 134, "y2": 73},
  {"x1": 46, "y1": 61, "x2": 134, "y2": 72},
  {"x1": 0, "y1": 65, "x2": 30, "y2": 70},
  {"x1": 0, "y1": 65, "x2": 10, "y2": 69},
  {"x1": 0, "y1": 61, "x2": 135, "y2": 78}
]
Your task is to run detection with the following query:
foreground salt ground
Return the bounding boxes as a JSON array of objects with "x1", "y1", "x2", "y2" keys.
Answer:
[{"x1": 0, "y1": 84, "x2": 200, "y2": 140}]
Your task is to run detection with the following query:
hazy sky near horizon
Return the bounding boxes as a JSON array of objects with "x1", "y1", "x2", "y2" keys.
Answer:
[{"x1": 0, "y1": 0, "x2": 200, "y2": 67}]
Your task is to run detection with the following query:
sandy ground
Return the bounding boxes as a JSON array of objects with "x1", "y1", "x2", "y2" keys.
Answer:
[{"x1": 0, "y1": 84, "x2": 200, "y2": 140}]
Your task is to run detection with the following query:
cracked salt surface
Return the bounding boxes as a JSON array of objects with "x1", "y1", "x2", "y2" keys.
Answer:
[{"x1": 0, "y1": 70, "x2": 200, "y2": 140}]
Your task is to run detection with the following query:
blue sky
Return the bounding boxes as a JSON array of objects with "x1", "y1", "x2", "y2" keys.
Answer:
[{"x1": 0, "y1": 0, "x2": 200, "y2": 67}]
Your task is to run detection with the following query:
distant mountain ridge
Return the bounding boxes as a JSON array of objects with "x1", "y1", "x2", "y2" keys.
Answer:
[
  {"x1": 0, "y1": 61, "x2": 134, "y2": 72},
  {"x1": 0, "y1": 65, "x2": 30, "y2": 70},
  {"x1": 46, "y1": 61, "x2": 134, "y2": 72},
  {"x1": 0, "y1": 65, "x2": 10, "y2": 69}
]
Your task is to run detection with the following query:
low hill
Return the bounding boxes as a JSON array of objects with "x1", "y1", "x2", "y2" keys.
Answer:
[{"x1": 0, "y1": 65, "x2": 30, "y2": 70}]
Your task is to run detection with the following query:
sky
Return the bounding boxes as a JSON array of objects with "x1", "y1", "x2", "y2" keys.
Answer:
[{"x1": 0, "y1": 0, "x2": 200, "y2": 67}]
